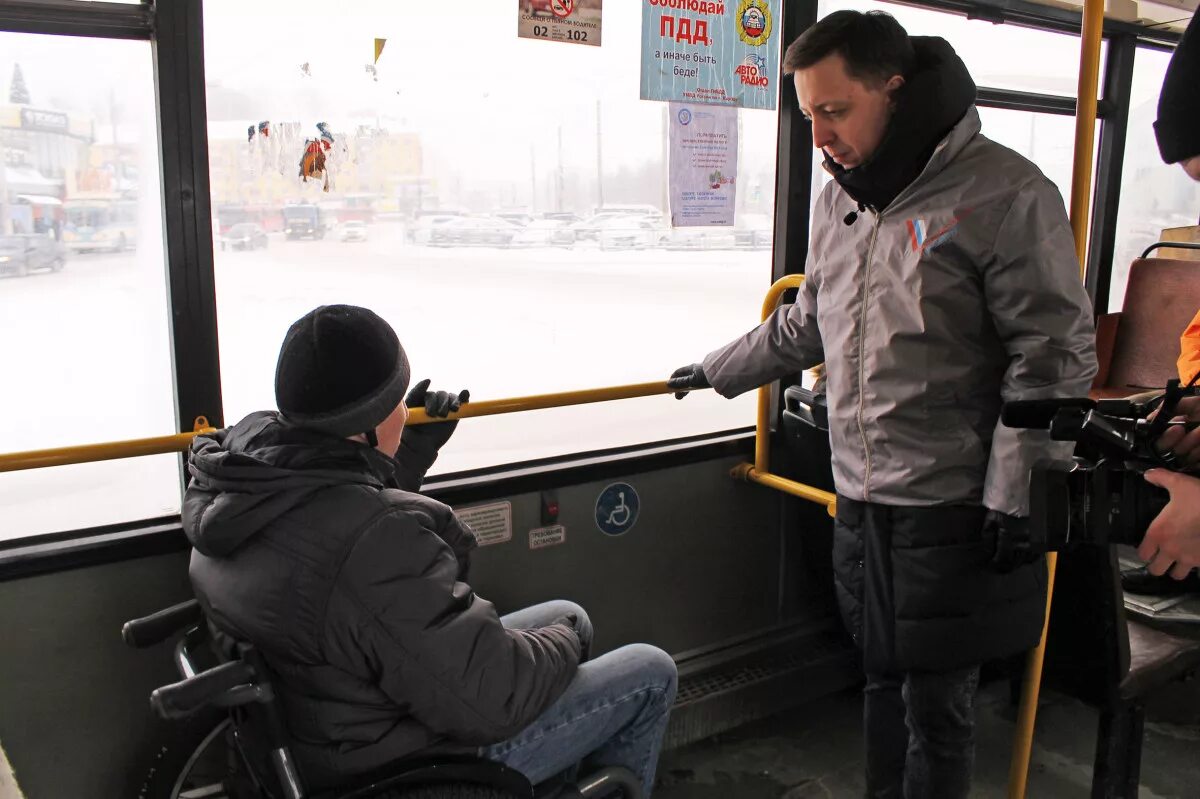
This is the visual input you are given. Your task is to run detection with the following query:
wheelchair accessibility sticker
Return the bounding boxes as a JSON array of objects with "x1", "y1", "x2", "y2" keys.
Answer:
[{"x1": 595, "y1": 482, "x2": 640, "y2": 536}]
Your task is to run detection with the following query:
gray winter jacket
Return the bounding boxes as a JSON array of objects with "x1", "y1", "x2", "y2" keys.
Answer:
[
  {"x1": 704, "y1": 107, "x2": 1098, "y2": 516},
  {"x1": 184, "y1": 412, "x2": 580, "y2": 789}
]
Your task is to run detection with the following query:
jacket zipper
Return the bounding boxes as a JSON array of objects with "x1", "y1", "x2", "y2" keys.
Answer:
[{"x1": 857, "y1": 215, "x2": 882, "y2": 500}]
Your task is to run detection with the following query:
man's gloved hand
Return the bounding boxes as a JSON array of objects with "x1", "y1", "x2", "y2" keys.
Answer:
[
  {"x1": 982, "y1": 510, "x2": 1041, "y2": 573},
  {"x1": 668, "y1": 363, "x2": 711, "y2": 400},
  {"x1": 402, "y1": 378, "x2": 469, "y2": 455}
]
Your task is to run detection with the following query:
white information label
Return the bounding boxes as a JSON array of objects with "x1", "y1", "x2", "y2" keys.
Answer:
[
  {"x1": 457, "y1": 501, "x2": 513, "y2": 547},
  {"x1": 529, "y1": 524, "x2": 567, "y2": 550}
]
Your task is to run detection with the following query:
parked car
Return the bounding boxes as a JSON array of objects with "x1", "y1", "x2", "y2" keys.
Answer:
[
  {"x1": 733, "y1": 213, "x2": 774, "y2": 249},
  {"x1": 666, "y1": 227, "x2": 738, "y2": 251},
  {"x1": 430, "y1": 216, "x2": 523, "y2": 248},
  {"x1": 569, "y1": 212, "x2": 626, "y2": 242},
  {"x1": 339, "y1": 220, "x2": 368, "y2": 242},
  {"x1": 597, "y1": 216, "x2": 671, "y2": 251},
  {"x1": 495, "y1": 211, "x2": 534, "y2": 227},
  {"x1": 0, "y1": 234, "x2": 66, "y2": 277},
  {"x1": 509, "y1": 219, "x2": 576, "y2": 248},
  {"x1": 220, "y1": 223, "x2": 269, "y2": 251},
  {"x1": 409, "y1": 214, "x2": 462, "y2": 245}
]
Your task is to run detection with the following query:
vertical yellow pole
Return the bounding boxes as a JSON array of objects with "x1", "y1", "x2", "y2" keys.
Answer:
[
  {"x1": 1007, "y1": 1, "x2": 1104, "y2": 796},
  {"x1": 754, "y1": 275, "x2": 805, "y2": 472}
]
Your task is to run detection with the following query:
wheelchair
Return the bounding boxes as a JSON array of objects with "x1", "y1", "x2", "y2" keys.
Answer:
[{"x1": 123, "y1": 599, "x2": 642, "y2": 799}]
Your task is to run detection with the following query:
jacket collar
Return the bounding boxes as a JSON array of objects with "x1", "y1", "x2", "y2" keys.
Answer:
[{"x1": 826, "y1": 36, "x2": 978, "y2": 213}]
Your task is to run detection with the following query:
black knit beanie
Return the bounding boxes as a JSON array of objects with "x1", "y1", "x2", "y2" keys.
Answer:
[
  {"x1": 1156, "y1": 10, "x2": 1200, "y2": 165},
  {"x1": 275, "y1": 305, "x2": 411, "y2": 438}
]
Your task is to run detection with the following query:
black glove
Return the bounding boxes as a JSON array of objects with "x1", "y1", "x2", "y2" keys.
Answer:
[
  {"x1": 982, "y1": 510, "x2": 1041, "y2": 573},
  {"x1": 667, "y1": 363, "x2": 711, "y2": 400},
  {"x1": 393, "y1": 380, "x2": 469, "y2": 489},
  {"x1": 403, "y1": 378, "x2": 469, "y2": 452}
]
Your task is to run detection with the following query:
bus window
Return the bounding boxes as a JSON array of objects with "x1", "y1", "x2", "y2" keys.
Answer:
[
  {"x1": 1110, "y1": 47, "x2": 1200, "y2": 312},
  {"x1": 0, "y1": 32, "x2": 176, "y2": 540},
  {"x1": 818, "y1": 0, "x2": 1107, "y2": 99},
  {"x1": 202, "y1": 0, "x2": 780, "y2": 475}
]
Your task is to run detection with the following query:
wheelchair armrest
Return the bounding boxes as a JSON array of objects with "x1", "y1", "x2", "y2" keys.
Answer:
[
  {"x1": 122, "y1": 598, "x2": 203, "y2": 649},
  {"x1": 150, "y1": 660, "x2": 258, "y2": 720},
  {"x1": 783, "y1": 384, "x2": 829, "y2": 432}
]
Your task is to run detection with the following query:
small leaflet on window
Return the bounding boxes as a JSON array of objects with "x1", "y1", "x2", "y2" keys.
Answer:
[
  {"x1": 639, "y1": 0, "x2": 779, "y2": 110},
  {"x1": 529, "y1": 524, "x2": 567, "y2": 550},
  {"x1": 669, "y1": 103, "x2": 737, "y2": 227},
  {"x1": 518, "y1": 0, "x2": 602, "y2": 47},
  {"x1": 457, "y1": 501, "x2": 513, "y2": 547}
]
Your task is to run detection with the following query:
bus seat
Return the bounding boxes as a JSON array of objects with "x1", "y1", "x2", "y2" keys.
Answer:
[
  {"x1": 1093, "y1": 246, "x2": 1200, "y2": 399},
  {"x1": 1043, "y1": 545, "x2": 1200, "y2": 797}
]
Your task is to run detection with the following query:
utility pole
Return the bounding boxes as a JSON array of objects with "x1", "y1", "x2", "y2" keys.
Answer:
[
  {"x1": 556, "y1": 124, "x2": 565, "y2": 213},
  {"x1": 661, "y1": 104, "x2": 670, "y2": 218},
  {"x1": 595, "y1": 97, "x2": 604, "y2": 211}
]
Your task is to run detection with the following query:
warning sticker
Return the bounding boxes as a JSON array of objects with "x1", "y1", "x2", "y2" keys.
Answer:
[
  {"x1": 518, "y1": 0, "x2": 602, "y2": 47},
  {"x1": 457, "y1": 501, "x2": 513, "y2": 547},
  {"x1": 529, "y1": 525, "x2": 567, "y2": 550}
]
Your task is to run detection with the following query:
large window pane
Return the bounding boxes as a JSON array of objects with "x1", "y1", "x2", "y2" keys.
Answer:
[
  {"x1": 0, "y1": 33, "x2": 175, "y2": 540},
  {"x1": 204, "y1": 1, "x2": 777, "y2": 474},
  {"x1": 1110, "y1": 47, "x2": 1200, "y2": 312},
  {"x1": 819, "y1": 0, "x2": 1105, "y2": 98}
]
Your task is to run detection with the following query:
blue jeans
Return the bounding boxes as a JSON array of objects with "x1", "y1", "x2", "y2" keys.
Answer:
[
  {"x1": 864, "y1": 666, "x2": 981, "y2": 799},
  {"x1": 480, "y1": 601, "x2": 678, "y2": 796}
]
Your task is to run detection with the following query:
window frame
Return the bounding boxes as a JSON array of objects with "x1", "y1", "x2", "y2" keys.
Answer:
[{"x1": 0, "y1": 0, "x2": 1187, "y2": 556}]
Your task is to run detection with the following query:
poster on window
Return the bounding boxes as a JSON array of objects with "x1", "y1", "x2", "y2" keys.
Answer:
[
  {"x1": 668, "y1": 103, "x2": 737, "y2": 227},
  {"x1": 518, "y1": 0, "x2": 603, "y2": 47},
  {"x1": 640, "y1": 0, "x2": 779, "y2": 110}
]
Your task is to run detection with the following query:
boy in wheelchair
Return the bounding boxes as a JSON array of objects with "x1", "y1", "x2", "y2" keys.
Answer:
[{"x1": 183, "y1": 305, "x2": 677, "y2": 796}]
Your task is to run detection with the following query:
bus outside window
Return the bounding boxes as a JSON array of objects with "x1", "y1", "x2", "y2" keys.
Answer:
[{"x1": 62, "y1": 194, "x2": 138, "y2": 254}]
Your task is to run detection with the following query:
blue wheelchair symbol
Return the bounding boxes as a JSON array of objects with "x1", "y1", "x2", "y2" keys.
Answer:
[{"x1": 595, "y1": 482, "x2": 640, "y2": 536}]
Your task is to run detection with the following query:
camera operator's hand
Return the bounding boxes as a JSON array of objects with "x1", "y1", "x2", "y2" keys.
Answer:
[
  {"x1": 668, "y1": 363, "x2": 711, "y2": 399},
  {"x1": 1155, "y1": 396, "x2": 1200, "y2": 467},
  {"x1": 1138, "y1": 469, "x2": 1200, "y2": 579},
  {"x1": 982, "y1": 510, "x2": 1041, "y2": 573}
]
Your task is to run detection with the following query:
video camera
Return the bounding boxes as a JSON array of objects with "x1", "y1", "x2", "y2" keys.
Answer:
[{"x1": 1002, "y1": 379, "x2": 1199, "y2": 550}]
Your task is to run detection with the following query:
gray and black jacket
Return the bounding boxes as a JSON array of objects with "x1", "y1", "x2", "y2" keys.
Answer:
[
  {"x1": 703, "y1": 38, "x2": 1097, "y2": 671},
  {"x1": 184, "y1": 412, "x2": 579, "y2": 788}
]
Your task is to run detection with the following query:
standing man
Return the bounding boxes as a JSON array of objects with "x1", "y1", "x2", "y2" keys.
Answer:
[{"x1": 668, "y1": 11, "x2": 1096, "y2": 798}]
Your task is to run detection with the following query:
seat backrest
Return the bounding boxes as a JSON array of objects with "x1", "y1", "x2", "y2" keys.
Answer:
[
  {"x1": 1105, "y1": 255, "x2": 1200, "y2": 392},
  {"x1": 1043, "y1": 546, "x2": 1130, "y2": 709}
]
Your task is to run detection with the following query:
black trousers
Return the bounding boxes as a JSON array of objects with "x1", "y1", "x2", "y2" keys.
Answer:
[{"x1": 864, "y1": 665, "x2": 980, "y2": 799}]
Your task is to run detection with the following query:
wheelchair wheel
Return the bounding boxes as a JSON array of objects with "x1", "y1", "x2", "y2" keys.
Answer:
[
  {"x1": 133, "y1": 713, "x2": 253, "y2": 799},
  {"x1": 371, "y1": 788, "x2": 522, "y2": 799}
]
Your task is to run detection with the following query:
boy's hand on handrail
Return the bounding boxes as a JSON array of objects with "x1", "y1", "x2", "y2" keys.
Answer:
[
  {"x1": 667, "y1": 363, "x2": 711, "y2": 400},
  {"x1": 402, "y1": 379, "x2": 470, "y2": 456}
]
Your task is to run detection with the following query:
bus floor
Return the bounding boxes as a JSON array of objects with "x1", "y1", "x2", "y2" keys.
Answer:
[{"x1": 654, "y1": 678, "x2": 1200, "y2": 798}]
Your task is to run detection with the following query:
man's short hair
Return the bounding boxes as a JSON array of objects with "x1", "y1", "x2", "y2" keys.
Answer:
[{"x1": 782, "y1": 10, "x2": 915, "y2": 86}]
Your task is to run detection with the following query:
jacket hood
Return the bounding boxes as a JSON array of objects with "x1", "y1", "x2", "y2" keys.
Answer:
[
  {"x1": 828, "y1": 36, "x2": 977, "y2": 212},
  {"x1": 183, "y1": 411, "x2": 400, "y2": 557}
]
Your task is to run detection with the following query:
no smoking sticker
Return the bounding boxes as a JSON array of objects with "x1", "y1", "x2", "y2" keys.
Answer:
[{"x1": 517, "y1": 0, "x2": 602, "y2": 47}]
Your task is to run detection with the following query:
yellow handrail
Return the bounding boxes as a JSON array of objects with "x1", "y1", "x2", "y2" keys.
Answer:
[
  {"x1": 0, "y1": 417, "x2": 218, "y2": 473},
  {"x1": 1007, "y1": 0, "x2": 1104, "y2": 795},
  {"x1": 0, "y1": 384, "x2": 679, "y2": 473},
  {"x1": 729, "y1": 274, "x2": 838, "y2": 516}
]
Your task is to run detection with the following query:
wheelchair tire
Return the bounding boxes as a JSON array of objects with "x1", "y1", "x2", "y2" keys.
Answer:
[
  {"x1": 371, "y1": 788, "x2": 522, "y2": 799},
  {"x1": 131, "y1": 712, "x2": 252, "y2": 799}
]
